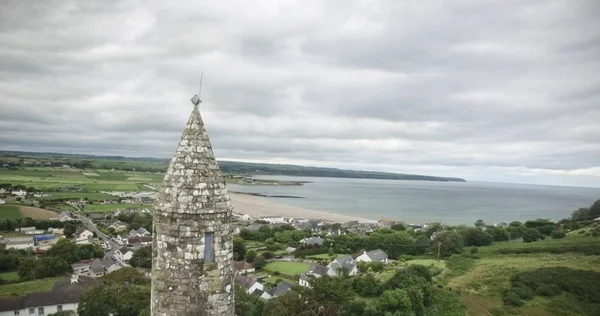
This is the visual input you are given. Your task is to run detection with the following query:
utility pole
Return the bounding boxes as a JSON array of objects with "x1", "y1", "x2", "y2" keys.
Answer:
[{"x1": 437, "y1": 242, "x2": 443, "y2": 261}]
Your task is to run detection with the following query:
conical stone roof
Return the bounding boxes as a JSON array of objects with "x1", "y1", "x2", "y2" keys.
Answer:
[{"x1": 156, "y1": 104, "x2": 232, "y2": 215}]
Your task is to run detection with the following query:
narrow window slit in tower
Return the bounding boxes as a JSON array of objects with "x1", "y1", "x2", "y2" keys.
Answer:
[{"x1": 204, "y1": 232, "x2": 214, "y2": 262}]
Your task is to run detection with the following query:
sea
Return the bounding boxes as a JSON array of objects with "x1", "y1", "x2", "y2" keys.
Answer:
[{"x1": 227, "y1": 176, "x2": 600, "y2": 225}]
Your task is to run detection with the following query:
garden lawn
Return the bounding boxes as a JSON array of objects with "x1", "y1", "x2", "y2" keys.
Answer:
[
  {"x1": 0, "y1": 205, "x2": 22, "y2": 220},
  {"x1": 264, "y1": 262, "x2": 310, "y2": 275},
  {"x1": 0, "y1": 271, "x2": 19, "y2": 282},
  {"x1": 0, "y1": 277, "x2": 62, "y2": 298},
  {"x1": 406, "y1": 259, "x2": 446, "y2": 269}
]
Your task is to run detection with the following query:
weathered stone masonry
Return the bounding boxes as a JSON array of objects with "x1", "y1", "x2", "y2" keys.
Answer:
[{"x1": 151, "y1": 101, "x2": 235, "y2": 316}]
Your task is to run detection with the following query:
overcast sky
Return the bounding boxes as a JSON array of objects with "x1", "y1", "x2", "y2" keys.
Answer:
[{"x1": 0, "y1": 0, "x2": 599, "y2": 187}]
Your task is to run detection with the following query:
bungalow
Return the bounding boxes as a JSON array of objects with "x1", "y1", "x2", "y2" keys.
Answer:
[
  {"x1": 5, "y1": 237, "x2": 34, "y2": 250},
  {"x1": 299, "y1": 264, "x2": 329, "y2": 287},
  {"x1": 66, "y1": 199, "x2": 87, "y2": 206},
  {"x1": 139, "y1": 197, "x2": 154, "y2": 204},
  {"x1": 326, "y1": 229, "x2": 346, "y2": 236},
  {"x1": 11, "y1": 189, "x2": 27, "y2": 197},
  {"x1": 0, "y1": 275, "x2": 97, "y2": 316},
  {"x1": 233, "y1": 261, "x2": 255, "y2": 275},
  {"x1": 108, "y1": 219, "x2": 128, "y2": 231},
  {"x1": 102, "y1": 259, "x2": 121, "y2": 274},
  {"x1": 114, "y1": 247, "x2": 134, "y2": 262},
  {"x1": 271, "y1": 281, "x2": 294, "y2": 297},
  {"x1": 299, "y1": 237, "x2": 324, "y2": 246},
  {"x1": 74, "y1": 237, "x2": 91, "y2": 245},
  {"x1": 285, "y1": 247, "x2": 297, "y2": 253},
  {"x1": 136, "y1": 227, "x2": 151, "y2": 237},
  {"x1": 89, "y1": 259, "x2": 106, "y2": 277},
  {"x1": 0, "y1": 188, "x2": 6, "y2": 194},
  {"x1": 59, "y1": 211, "x2": 74, "y2": 222},
  {"x1": 76, "y1": 228, "x2": 94, "y2": 239},
  {"x1": 234, "y1": 275, "x2": 263, "y2": 295},
  {"x1": 127, "y1": 236, "x2": 152, "y2": 246},
  {"x1": 70, "y1": 259, "x2": 94, "y2": 275},
  {"x1": 260, "y1": 216, "x2": 293, "y2": 224},
  {"x1": 0, "y1": 199, "x2": 5, "y2": 205},
  {"x1": 327, "y1": 255, "x2": 359, "y2": 276},
  {"x1": 355, "y1": 249, "x2": 389, "y2": 263},
  {"x1": 115, "y1": 234, "x2": 129, "y2": 245}
]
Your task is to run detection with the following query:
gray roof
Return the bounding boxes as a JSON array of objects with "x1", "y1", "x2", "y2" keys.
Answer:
[
  {"x1": 0, "y1": 276, "x2": 97, "y2": 312},
  {"x1": 90, "y1": 259, "x2": 105, "y2": 274},
  {"x1": 336, "y1": 255, "x2": 354, "y2": 265},
  {"x1": 272, "y1": 281, "x2": 294, "y2": 297},
  {"x1": 6, "y1": 238, "x2": 34, "y2": 245},
  {"x1": 299, "y1": 273, "x2": 310, "y2": 281},
  {"x1": 234, "y1": 275, "x2": 257, "y2": 289},
  {"x1": 247, "y1": 223, "x2": 262, "y2": 231},
  {"x1": 309, "y1": 264, "x2": 329, "y2": 276},
  {"x1": 366, "y1": 249, "x2": 388, "y2": 261}
]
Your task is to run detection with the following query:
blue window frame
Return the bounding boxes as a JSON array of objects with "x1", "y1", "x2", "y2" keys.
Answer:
[{"x1": 204, "y1": 232, "x2": 214, "y2": 262}]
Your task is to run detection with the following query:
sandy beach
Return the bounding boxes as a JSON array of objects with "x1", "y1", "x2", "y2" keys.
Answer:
[{"x1": 229, "y1": 192, "x2": 374, "y2": 223}]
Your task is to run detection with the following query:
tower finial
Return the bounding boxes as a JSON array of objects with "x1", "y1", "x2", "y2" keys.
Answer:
[{"x1": 191, "y1": 72, "x2": 203, "y2": 106}]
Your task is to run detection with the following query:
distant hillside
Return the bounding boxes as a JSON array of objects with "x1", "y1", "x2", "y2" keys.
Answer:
[
  {"x1": 217, "y1": 161, "x2": 466, "y2": 182},
  {"x1": 0, "y1": 150, "x2": 466, "y2": 183}
]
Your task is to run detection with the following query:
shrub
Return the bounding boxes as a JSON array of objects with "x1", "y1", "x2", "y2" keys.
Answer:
[
  {"x1": 399, "y1": 255, "x2": 415, "y2": 261},
  {"x1": 512, "y1": 286, "x2": 534, "y2": 300},
  {"x1": 503, "y1": 292, "x2": 523, "y2": 306},
  {"x1": 536, "y1": 284, "x2": 558, "y2": 296},
  {"x1": 469, "y1": 247, "x2": 478, "y2": 254},
  {"x1": 550, "y1": 230, "x2": 566, "y2": 239}
]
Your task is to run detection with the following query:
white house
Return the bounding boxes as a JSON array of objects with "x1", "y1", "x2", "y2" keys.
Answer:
[
  {"x1": 114, "y1": 247, "x2": 135, "y2": 262},
  {"x1": 259, "y1": 216, "x2": 293, "y2": 224},
  {"x1": 299, "y1": 237, "x2": 324, "y2": 246},
  {"x1": 77, "y1": 228, "x2": 94, "y2": 239},
  {"x1": 355, "y1": 249, "x2": 389, "y2": 263},
  {"x1": 0, "y1": 275, "x2": 97, "y2": 316},
  {"x1": 59, "y1": 211, "x2": 74, "y2": 222},
  {"x1": 74, "y1": 236, "x2": 91, "y2": 245},
  {"x1": 327, "y1": 256, "x2": 359, "y2": 276},
  {"x1": 0, "y1": 199, "x2": 5, "y2": 205},
  {"x1": 11, "y1": 190, "x2": 27, "y2": 197},
  {"x1": 234, "y1": 275, "x2": 263, "y2": 294}
]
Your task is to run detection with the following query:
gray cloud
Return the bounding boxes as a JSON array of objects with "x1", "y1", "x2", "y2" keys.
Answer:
[{"x1": 1, "y1": 0, "x2": 599, "y2": 187}]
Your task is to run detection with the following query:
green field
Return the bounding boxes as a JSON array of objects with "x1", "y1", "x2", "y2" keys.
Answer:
[
  {"x1": 264, "y1": 262, "x2": 310, "y2": 275},
  {"x1": 83, "y1": 203, "x2": 148, "y2": 213},
  {"x1": 0, "y1": 271, "x2": 19, "y2": 281},
  {"x1": 442, "y1": 235, "x2": 600, "y2": 315},
  {"x1": 0, "y1": 205, "x2": 22, "y2": 219},
  {"x1": 0, "y1": 277, "x2": 62, "y2": 298}
]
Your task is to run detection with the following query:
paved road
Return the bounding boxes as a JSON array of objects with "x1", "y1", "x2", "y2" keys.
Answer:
[{"x1": 73, "y1": 213, "x2": 120, "y2": 261}]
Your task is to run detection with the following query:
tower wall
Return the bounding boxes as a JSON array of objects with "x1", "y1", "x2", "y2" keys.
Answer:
[{"x1": 151, "y1": 104, "x2": 235, "y2": 316}]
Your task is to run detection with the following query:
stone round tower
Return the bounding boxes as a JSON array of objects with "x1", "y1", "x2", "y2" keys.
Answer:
[{"x1": 151, "y1": 97, "x2": 235, "y2": 315}]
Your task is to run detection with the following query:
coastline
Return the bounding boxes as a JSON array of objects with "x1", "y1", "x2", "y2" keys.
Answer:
[{"x1": 228, "y1": 192, "x2": 375, "y2": 223}]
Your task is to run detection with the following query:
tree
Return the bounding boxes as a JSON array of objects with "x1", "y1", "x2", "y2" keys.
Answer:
[
  {"x1": 431, "y1": 231, "x2": 464, "y2": 257},
  {"x1": 64, "y1": 224, "x2": 77, "y2": 238},
  {"x1": 378, "y1": 289, "x2": 412, "y2": 314},
  {"x1": 235, "y1": 285, "x2": 265, "y2": 316},
  {"x1": 328, "y1": 247, "x2": 335, "y2": 257},
  {"x1": 245, "y1": 250, "x2": 257, "y2": 263},
  {"x1": 78, "y1": 283, "x2": 150, "y2": 316},
  {"x1": 233, "y1": 237, "x2": 246, "y2": 261},
  {"x1": 34, "y1": 256, "x2": 70, "y2": 278},
  {"x1": 253, "y1": 256, "x2": 267, "y2": 270},
  {"x1": 130, "y1": 246, "x2": 151, "y2": 268},
  {"x1": 17, "y1": 257, "x2": 38, "y2": 281},
  {"x1": 414, "y1": 235, "x2": 432, "y2": 255},
  {"x1": 550, "y1": 230, "x2": 566, "y2": 239},
  {"x1": 523, "y1": 228, "x2": 543, "y2": 243},
  {"x1": 461, "y1": 228, "x2": 494, "y2": 247},
  {"x1": 101, "y1": 267, "x2": 149, "y2": 285},
  {"x1": 474, "y1": 219, "x2": 486, "y2": 228},
  {"x1": 486, "y1": 227, "x2": 510, "y2": 242}
]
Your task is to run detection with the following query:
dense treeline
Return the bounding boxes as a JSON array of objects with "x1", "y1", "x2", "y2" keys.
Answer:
[
  {"x1": 503, "y1": 267, "x2": 600, "y2": 315},
  {"x1": 239, "y1": 224, "x2": 306, "y2": 243},
  {"x1": 0, "y1": 239, "x2": 104, "y2": 282},
  {"x1": 0, "y1": 218, "x2": 67, "y2": 231},
  {"x1": 218, "y1": 161, "x2": 466, "y2": 182},
  {"x1": 236, "y1": 265, "x2": 466, "y2": 316}
]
